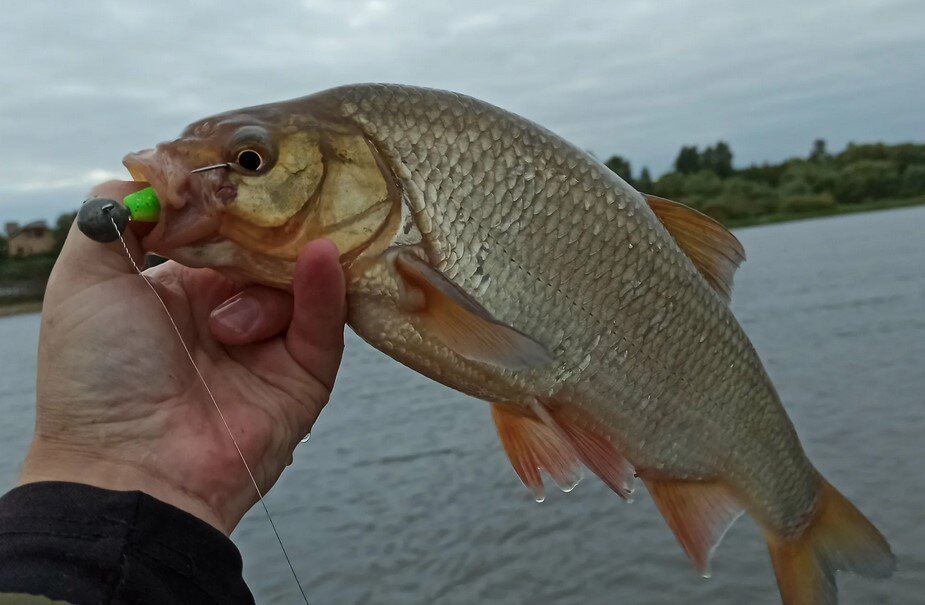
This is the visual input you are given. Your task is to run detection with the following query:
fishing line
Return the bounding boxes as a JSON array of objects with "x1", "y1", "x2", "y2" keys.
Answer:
[{"x1": 110, "y1": 217, "x2": 311, "y2": 605}]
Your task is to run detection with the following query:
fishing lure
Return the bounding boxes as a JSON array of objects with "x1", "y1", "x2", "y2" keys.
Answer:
[{"x1": 76, "y1": 186, "x2": 160, "y2": 243}]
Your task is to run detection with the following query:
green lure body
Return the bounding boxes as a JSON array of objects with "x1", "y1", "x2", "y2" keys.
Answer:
[{"x1": 123, "y1": 187, "x2": 160, "y2": 222}]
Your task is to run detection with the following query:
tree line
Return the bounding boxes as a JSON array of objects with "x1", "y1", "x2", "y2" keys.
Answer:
[
  {"x1": 2, "y1": 140, "x2": 924, "y2": 264},
  {"x1": 604, "y1": 140, "x2": 925, "y2": 221}
]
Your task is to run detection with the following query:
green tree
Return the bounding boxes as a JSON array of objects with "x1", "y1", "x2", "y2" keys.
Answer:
[
  {"x1": 838, "y1": 143, "x2": 925, "y2": 171},
  {"x1": 0, "y1": 235, "x2": 7, "y2": 260},
  {"x1": 605, "y1": 155, "x2": 634, "y2": 186},
  {"x1": 833, "y1": 161, "x2": 900, "y2": 204},
  {"x1": 837, "y1": 143, "x2": 891, "y2": 166},
  {"x1": 779, "y1": 160, "x2": 839, "y2": 195},
  {"x1": 636, "y1": 166, "x2": 653, "y2": 192},
  {"x1": 900, "y1": 164, "x2": 925, "y2": 197},
  {"x1": 684, "y1": 170, "x2": 724, "y2": 202},
  {"x1": 674, "y1": 146, "x2": 701, "y2": 174},
  {"x1": 736, "y1": 162, "x2": 787, "y2": 186},
  {"x1": 809, "y1": 139, "x2": 829, "y2": 162},
  {"x1": 891, "y1": 144, "x2": 925, "y2": 171},
  {"x1": 652, "y1": 172, "x2": 688, "y2": 199},
  {"x1": 701, "y1": 141, "x2": 734, "y2": 177},
  {"x1": 721, "y1": 177, "x2": 777, "y2": 203},
  {"x1": 54, "y1": 212, "x2": 77, "y2": 254}
]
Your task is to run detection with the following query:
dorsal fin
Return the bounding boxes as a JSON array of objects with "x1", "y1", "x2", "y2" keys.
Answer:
[{"x1": 644, "y1": 195, "x2": 746, "y2": 303}]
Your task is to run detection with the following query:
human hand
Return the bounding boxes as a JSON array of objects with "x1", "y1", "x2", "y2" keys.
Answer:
[{"x1": 18, "y1": 181, "x2": 346, "y2": 534}]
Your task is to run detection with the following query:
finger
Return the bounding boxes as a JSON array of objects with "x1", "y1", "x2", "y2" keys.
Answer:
[
  {"x1": 209, "y1": 286, "x2": 294, "y2": 345},
  {"x1": 285, "y1": 239, "x2": 346, "y2": 390},
  {"x1": 48, "y1": 181, "x2": 150, "y2": 296}
]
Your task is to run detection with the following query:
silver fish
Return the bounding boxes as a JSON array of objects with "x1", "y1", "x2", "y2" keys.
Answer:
[{"x1": 124, "y1": 84, "x2": 895, "y2": 604}]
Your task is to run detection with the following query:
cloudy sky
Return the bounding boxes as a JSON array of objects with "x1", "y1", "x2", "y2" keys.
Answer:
[{"x1": 1, "y1": 0, "x2": 923, "y2": 223}]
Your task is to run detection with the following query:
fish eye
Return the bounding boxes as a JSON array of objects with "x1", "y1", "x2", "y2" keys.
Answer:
[
  {"x1": 228, "y1": 125, "x2": 276, "y2": 174},
  {"x1": 236, "y1": 148, "x2": 264, "y2": 172}
]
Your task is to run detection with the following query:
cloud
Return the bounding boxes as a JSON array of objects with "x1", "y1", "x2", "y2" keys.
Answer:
[{"x1": 1, "y1": 0, "x2": 923, "y2": 223}]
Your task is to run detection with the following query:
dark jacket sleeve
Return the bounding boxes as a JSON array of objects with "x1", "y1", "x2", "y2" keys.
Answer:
[{"x1": 0, "y1": 482, "x2": 254, "y2": 605}]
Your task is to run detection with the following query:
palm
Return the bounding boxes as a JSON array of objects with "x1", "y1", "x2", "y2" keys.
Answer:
[
  {"x1": 118, "y1": 265, "x2": 328, "y2": 520},
  {"x1": 30, "y1": 223, "x2": 345, "y2": 533}
]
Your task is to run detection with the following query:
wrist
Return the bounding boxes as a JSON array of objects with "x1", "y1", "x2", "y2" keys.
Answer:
[{"x1": 18, "y1": 437, "x2": 230, "y2": 534}]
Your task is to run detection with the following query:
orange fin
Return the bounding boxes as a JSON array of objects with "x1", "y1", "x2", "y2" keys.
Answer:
[
  {"x1": 765, "y1": 479, "x2": 895, "y2": 605},
  {"x1": 393, "y1": 250, "x2": 552, "y2": 370},
  {"x1": 547, "y1": 404, "x2": 635, "y2": 499},
  {"x1": 642, "y1": 477, "x2": 744, "y2": 577},
  {"x1": 645, "y1": 194, "x2": 745, "y2": 303},
  {"x1": 490, "y1": 403, "x2": 582, "y2": 502}
]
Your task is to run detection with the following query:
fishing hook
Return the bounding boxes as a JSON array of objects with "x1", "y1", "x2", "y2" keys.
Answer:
[{"x1": 190, "y1": 163, "x2": 231, "y2": 174}]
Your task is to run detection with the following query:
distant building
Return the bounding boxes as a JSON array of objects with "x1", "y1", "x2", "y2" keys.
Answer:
[{"x1": 5, "y1": 221, "x2": 56, "y2": 257}]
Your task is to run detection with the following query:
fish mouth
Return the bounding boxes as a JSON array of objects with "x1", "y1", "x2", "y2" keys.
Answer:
[{"x1": 123, "y1": 148, "x2": 226, "y2": 258}]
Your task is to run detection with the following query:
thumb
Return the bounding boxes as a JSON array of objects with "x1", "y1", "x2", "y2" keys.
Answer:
[{"x1": 48, "y1": 181, "x2": 150, "y2": 297}]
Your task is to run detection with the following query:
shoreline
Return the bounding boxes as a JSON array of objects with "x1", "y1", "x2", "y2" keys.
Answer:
[
  {"x1": 0, "y1": 300, "x2": 43, "y2": 318},
  {"x1": 728, "y1": 195, "x2": 925, "y2": 229},
  {"x1": 2, "y1": 197, "x2": 924, "y2": 319}
]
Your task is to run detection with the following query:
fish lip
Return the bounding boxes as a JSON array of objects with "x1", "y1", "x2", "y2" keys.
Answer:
[
  {"x1": 122, "y1": 149, "x2": 224, "y2": 256},
  {"x1": 122, "y1": 150, "x2": 167, "y2": 250}
]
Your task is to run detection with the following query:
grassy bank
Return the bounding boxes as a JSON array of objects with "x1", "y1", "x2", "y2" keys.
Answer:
[
  {"x1": 727, "y1": 194, "x2": 925, "y2": 229},
  {"x1": 0, "y1": 254, "x2": 54, "y2": 317},
  {"x1": 0, "y1": 254, "x2": 55, "y2": 282},
  {"x1": 0, "y1": 300, "x2": 43, "y2": 318}
]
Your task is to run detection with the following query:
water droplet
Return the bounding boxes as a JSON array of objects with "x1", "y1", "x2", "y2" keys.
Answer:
[
  {"x1": 534, "y1": 493, "x2": 546, "y2": 503},
  {"x1": 300, "y1": 433, "x2": 311, "y2": 444}
]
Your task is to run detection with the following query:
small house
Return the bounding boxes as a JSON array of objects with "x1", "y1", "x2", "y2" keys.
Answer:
[{"x1": 5, "y1": 221, "x2": 56, "y2": 257}]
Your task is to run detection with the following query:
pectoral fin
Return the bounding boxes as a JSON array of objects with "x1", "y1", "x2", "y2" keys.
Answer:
[
  {"x1": 393, "y1": 250, "x2": 552, "y2": 370},
  {"x1": 645, "y1": 194, "x2": 745, "y2": 303}
]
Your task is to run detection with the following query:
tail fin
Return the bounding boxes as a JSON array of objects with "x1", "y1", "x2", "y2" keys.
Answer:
[{"x1": 766, "y1": 479, "x2": 895, "y2": 605}]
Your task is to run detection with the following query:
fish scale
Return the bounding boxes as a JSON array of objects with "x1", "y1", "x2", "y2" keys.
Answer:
[{"x1": 322, "y1": 83, "x2": 816, "y2": 529}]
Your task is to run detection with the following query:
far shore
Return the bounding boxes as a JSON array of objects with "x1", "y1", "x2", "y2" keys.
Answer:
[
  {"x1": 0, "y1": 300, "x2": 43, "y2": 318},
  {"x1": 727, "y1": 194, "x2": 925, "y2": 229},
  {"x1": 2, "y1": 196, "x2": 924, "y2": 319}
]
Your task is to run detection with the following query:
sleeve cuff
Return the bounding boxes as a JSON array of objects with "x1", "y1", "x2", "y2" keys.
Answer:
[{"x1": 0, "y1": 481, "x2": 254, "y2": 604}]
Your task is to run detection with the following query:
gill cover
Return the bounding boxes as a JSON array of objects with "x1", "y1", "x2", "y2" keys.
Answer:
[{"x1": 219, "y1": 127, "x2": 396, "y2": 261}]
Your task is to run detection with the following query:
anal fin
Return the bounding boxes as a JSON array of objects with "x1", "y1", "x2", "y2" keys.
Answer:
[
  {"x1": 642, "y1": 477, "x2": 744, "y2": 577},
  {"x1": 491, "y1": 399, "x2": 635, "y2": 502},
  {"x1": 548, "y1": 404, "x2": 636, "y2": 499},
  {"x1": 491, "y1": 404, "x2": 582, "y2": 502}
]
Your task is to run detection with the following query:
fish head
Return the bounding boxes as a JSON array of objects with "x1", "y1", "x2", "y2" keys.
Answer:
[{"x1": 124, "y1": 100, "x2": 398, "y2": 288}]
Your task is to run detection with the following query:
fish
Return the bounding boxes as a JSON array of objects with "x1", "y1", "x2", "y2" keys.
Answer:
[{"x1": 123, "y1": 83, "x2": 895, "y2": 603}]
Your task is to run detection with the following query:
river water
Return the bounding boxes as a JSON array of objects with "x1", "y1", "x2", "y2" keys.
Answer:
[{"x1": 1, "y1": 207, "x2": 923, "y2": 604}]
